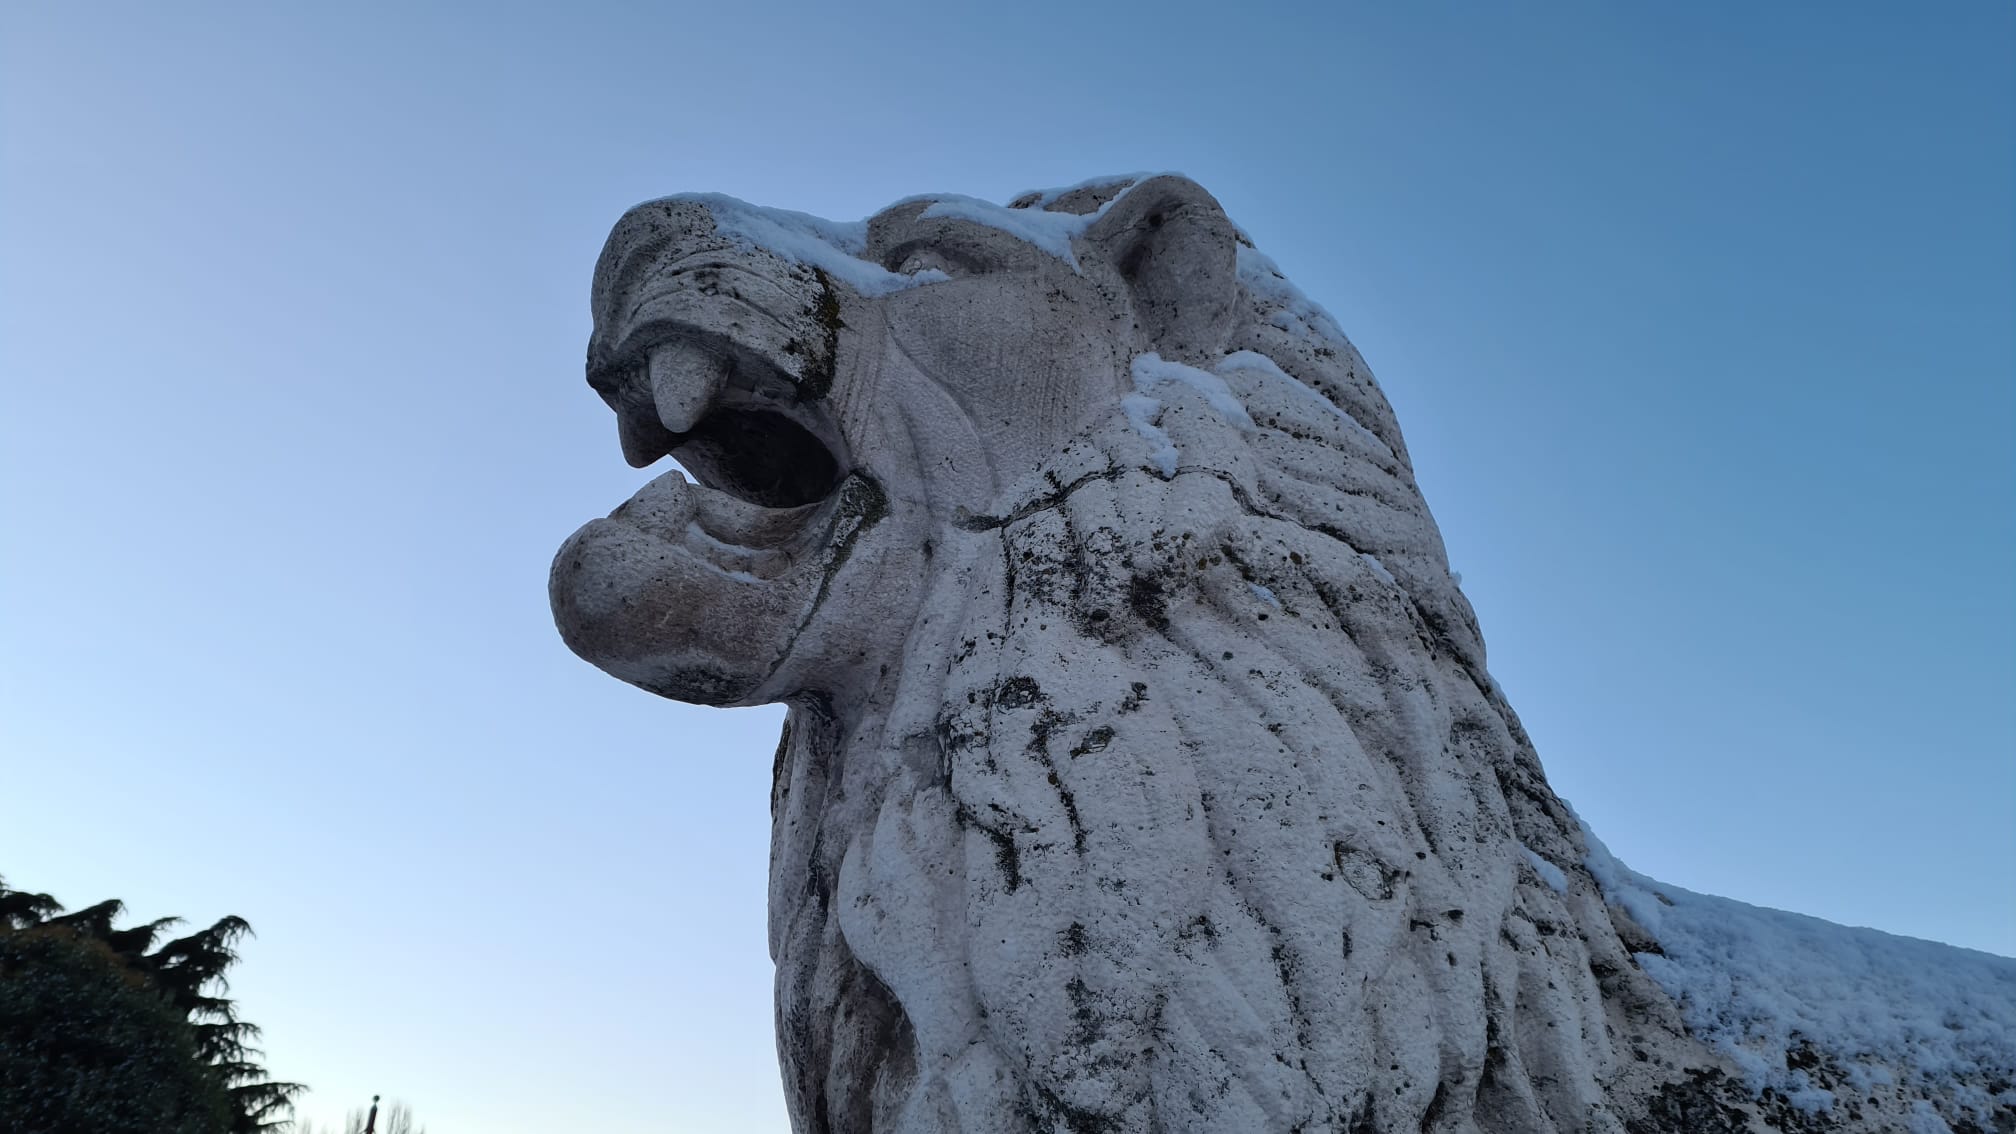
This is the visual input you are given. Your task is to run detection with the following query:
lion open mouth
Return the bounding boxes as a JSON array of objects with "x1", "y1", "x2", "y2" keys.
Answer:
[
  {"x1": 603, "y1": 331, "x2": 846, "y2": 506},
  {"x1": 586, "y1": 328, "x2": 854, "y2": 578},
  {"x1": 668, "y1": 406, "x2": 841, "y2": 509}
]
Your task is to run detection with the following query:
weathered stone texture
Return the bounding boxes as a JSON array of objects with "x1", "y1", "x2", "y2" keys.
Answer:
[{"x1": 553, "y1": 176, "x2": 2013, "y2": 1134}]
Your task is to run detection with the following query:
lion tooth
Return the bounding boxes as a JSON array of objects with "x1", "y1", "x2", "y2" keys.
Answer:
[
  {"x1": 618, "y1": 411, "x2": 675, "y2": 469},
  {"x1": 648, "y1": 340, "x2": 724, "y2": 434}
]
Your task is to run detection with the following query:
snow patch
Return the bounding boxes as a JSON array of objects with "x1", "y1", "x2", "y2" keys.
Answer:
[
  {"x1": 1132, "y1": 353, "x2": 1254, "y2": 428},
  {"x1": 1218, "y1": 350, "x2": 1392, "y2": 457},
  {"x1": 1359, "y1": 553, "x2": 1397, "y2": 587},
  {"x1": 1122, "y1": 394, "x2": 1179, "y2": 478},
  {"x1": 1519, "y1": 844, "x2": 1569, "y2": 894},
  {"x1": 662, "y1": 193, "x2": 947, "y2": 298},
  {"x1": 1238, "y1": 245, "x2": 1353, "y2": 350},
  {"x1": 917, "y1": 194, "x2": 1101, "y2": 269},
  {"x1": 914, "y1": 174, "x2": 1173, "y2": 271},
  {"x1": 1013, "y1": 172, "x2": 1160, "y2": 210},
  {"x1": 1577, "y1": 812, "x2": 2016, "y2": 1125},
  {"x1": 1248, "y1": 582, "x2": 1281, "y2": 608}
]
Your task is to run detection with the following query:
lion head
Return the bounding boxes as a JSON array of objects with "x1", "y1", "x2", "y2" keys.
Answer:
[
  {"x1": 553, "y1": 176, "x2": 1688, "y2": 1134},
  {"x1": 550, "y1": 175, "x2": 1266, "y2": 708}
]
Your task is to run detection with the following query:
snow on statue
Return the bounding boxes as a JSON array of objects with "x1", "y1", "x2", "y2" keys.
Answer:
[{"x1": 551, "y1": 175, "x2": 2013, "y2": 1134}]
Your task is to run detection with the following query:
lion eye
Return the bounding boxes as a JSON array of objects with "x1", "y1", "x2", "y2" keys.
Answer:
[
  {"x1": 891, "y1": 243, "x2": 983, "y2": 276},
  {"x1": 899, "y1": 250, "x2": 942, "y2": 275}
]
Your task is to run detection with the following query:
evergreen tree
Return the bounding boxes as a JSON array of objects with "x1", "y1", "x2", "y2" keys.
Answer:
[{"x1": 0, "y1": 876, "x2": 301, "y2": 1133}]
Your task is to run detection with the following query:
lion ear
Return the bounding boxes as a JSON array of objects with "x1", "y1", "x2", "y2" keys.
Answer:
[{"x1": 1084, "y1": 175, "x2": 1241, "y2": 361}]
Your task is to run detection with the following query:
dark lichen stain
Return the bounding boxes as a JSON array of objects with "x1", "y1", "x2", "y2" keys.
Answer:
[
  {"x1": 1069, "y1": 726, "x2": 1115, "y2": 758},
  {"x1": 795, "y1": 267, "x2": 845, "y2": 402},
  {"x1": 1332, "y1": 842, "x2": 1397, "y2": 901},
  {"x1": 1178, "y1": 914, "x2": 1218, "y2": 948},
  {"x1": 1625, "y1": 1069, "x2": 1751, "y2": 1134},
  {"x1": 643, "y1": 664, "x2": 751, "y2": 704},
  {"x1": 1025, "y1": 709, "x2": 1089, "y2": 853},
  {"x1": 792, "y1": 475, "x2": 888, "y2": 651},
  {"x1": 821, "y1": 475, "x2": 887, "y2": 581},
  {"x1": 1128, "y1": 573, "x2": 1171, "y2": 631},
  {"x1": 957, "y1": 804, "x2": 1023, "y2": 893},
  {"x1": 1065, "y1": 977, "x2": 1106, "y2": 1047},
  {"x1": 1118, "y1": 682, "x2": 1149, "y2": 714},
  {"x1": 1029, "y1": 1082, "x2": 1120, "y2": 1134},
  {"x1": 994, "y1": 676, "x2": 1044, "y2": 709}
]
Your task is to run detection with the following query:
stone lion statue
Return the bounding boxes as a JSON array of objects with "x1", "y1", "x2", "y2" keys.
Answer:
[{"x1": 551, "y1": 176, "x2": 2014, "y2": 1134}]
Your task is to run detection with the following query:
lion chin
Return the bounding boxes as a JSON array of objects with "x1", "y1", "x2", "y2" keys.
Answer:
[{"x1": 551, "y1": 176, "x2": 1944, "y2": 1134}]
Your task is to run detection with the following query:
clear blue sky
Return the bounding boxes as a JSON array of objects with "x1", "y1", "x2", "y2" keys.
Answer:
[{"x1": 2, "y1": 3, "x2": 2009, "y2": 1131}]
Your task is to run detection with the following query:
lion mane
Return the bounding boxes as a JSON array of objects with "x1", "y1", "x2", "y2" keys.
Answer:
[{"x1": 754, "y1": 178, "x2": 1678, "y2": 1134}]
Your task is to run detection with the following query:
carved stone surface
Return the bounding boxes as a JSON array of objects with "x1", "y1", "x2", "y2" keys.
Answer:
[{"x1": 551, "y1": 176, "x2": 2013, "y2": 1133}]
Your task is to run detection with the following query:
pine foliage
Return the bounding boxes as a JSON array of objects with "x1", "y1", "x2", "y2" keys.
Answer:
[{"x1": 0, "y1": 875, "x2": 302, "y2": 1133}]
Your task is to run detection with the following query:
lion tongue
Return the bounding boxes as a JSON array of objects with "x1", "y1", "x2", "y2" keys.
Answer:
[
  {"x1": 691, "y1": 479, "x2": 825, "y2": 549},
  {"x1": 612, "y1": 466, "x2": 821, "y2": 557},
  {"x1": 648, "y1": 339, "x2": 725, "y2": 434}
]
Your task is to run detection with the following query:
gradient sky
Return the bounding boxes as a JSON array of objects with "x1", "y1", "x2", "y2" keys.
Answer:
[{"x1": 2, "y1": 3, "x2": 2010, "y2": 1131}]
